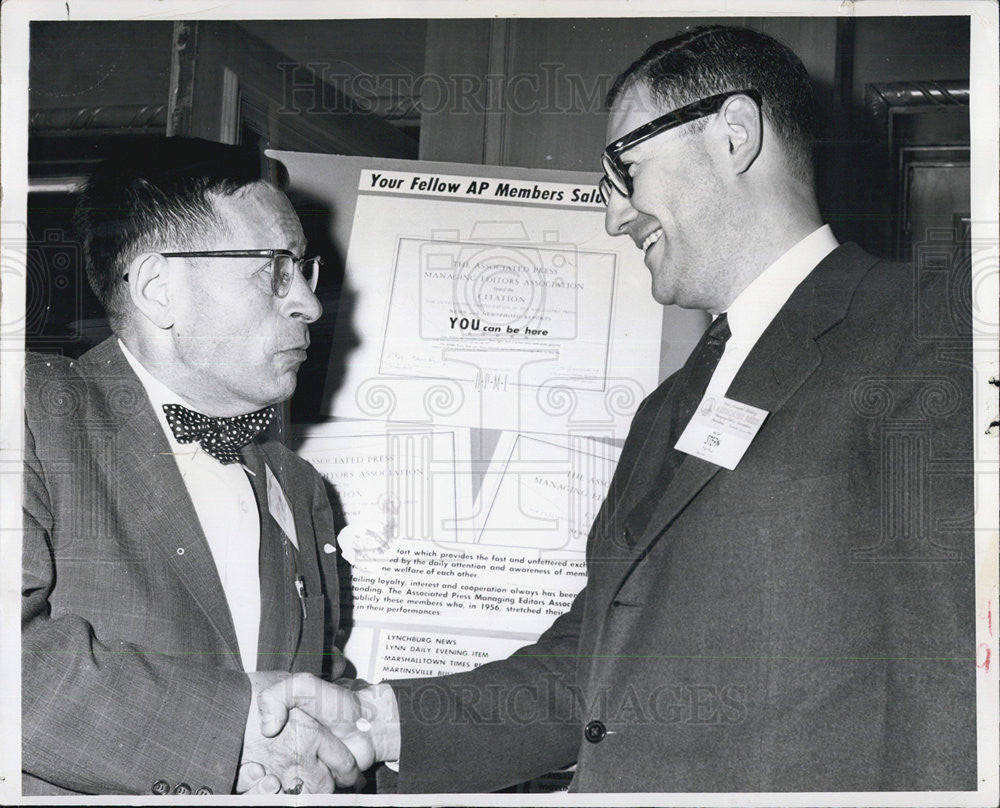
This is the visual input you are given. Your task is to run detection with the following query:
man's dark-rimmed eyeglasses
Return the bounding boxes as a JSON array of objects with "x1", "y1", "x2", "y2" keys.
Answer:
[
  {"x1": 133, "y1": 249, "x2": 322, "y2": 298},
  {"x1": 598, "y1": 89, "x2": 762, "y2": 206}
]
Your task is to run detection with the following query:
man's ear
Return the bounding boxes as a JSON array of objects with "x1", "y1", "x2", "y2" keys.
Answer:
[
  {"x1": 126, "y1": 252, "x2": 174, "y2": 329},
  {"x1": 717, "y1": 93, "x2": 763, "y2": 175}
]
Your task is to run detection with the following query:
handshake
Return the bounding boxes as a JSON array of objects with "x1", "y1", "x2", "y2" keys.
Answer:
[{"x1": 237, "y1": 672, "x2": 401, "y2": 794}]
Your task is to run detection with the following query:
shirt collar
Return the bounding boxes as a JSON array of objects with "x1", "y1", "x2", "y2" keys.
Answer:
[
  {"x1": 723, "y1": 224, "x2": 839, "y2": 345},
  {"x1": 118, "y1": 339, "x2": 199, "y2": 450}
]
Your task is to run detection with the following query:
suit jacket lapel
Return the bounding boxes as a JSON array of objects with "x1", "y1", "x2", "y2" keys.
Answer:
[
  {"x1": 616, "y1": 376, "x2": 684, "y2": 521},
  {"x1": 621, "y1": 244, "x2": 877, "y2": 568},
  {"x1": 615, "y1": 316, "x2": 735, "y2": 534},
  {"x1": 87, "y1": 342, "x2": 242, "y2": 666},
  {"x1": 243, "y1": 443, "x2": 301, "y2": 672}
]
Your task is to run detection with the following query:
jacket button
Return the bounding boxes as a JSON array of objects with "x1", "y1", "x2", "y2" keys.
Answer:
[
  {"x1": 172, "y1": 783, "x2": 192, "y2": 794},
  {"x1": 195, "y1": 786, "x2": 213, "y2": 795},
  {"x1": 584, "y1": 719, "x2": 607, "y2": 743},
  {"x1": 151, "y1": 780, "x2": 170, "y2": 795}
]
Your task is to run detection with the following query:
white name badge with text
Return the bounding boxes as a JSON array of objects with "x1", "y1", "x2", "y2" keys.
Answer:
[{"x1": 674, "y1": 395, "x2": 769, "y2": 470}]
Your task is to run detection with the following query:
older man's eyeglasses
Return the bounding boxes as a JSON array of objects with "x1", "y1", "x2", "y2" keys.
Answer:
[
  {"x1": 138, "y1": 249, "x2": 322, "y2": 298},
  {"x1": 598, "y1": 89, "x2": 762, "y2": 206}
]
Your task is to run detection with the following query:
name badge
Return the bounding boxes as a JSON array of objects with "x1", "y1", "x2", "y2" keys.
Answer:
[
  {"x1": 675, "y1": 394, "x2": 768, "y2": 470},
  {"x1": 265, "y1": 465, "x2": 298, "y2": 549}
]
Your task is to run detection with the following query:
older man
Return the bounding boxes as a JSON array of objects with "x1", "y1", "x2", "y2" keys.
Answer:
[
  {"x1": 22, "y1": 138, "x2": 359, "y2": 795},
  {"x1": 261, "y1": 26, "x2": 975, "y2": 792}
]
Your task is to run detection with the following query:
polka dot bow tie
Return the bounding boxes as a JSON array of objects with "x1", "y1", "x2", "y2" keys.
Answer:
[{"x1": 162, "y1": 403, "x2": 276, "y2": 464}]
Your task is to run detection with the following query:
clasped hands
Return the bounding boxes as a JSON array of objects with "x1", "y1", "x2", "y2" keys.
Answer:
[{"x1": 238, "y1": 672, "x2": 399, "y2": 794}]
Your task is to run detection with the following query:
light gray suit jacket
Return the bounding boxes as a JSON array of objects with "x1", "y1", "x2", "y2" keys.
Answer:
[{"x1": 22, "y1": 338, "x2": 344, "y2": 795}]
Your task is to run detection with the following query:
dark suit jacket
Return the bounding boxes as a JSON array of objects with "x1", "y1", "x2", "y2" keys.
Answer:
[
  {"x1": 22, "y1": 338, "x2": 344, "y2": 795},
  {"x1": 388, "y1": 243, "x2": 976, "y2": 792}
]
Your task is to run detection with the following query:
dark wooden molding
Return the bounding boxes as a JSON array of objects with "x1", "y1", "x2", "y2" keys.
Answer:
[
  {"x1": 29, "y1": 104, "x2": 168, "y2": 134},
  {"x1": 863, "y1": 80, "x2": 970, "y2": 262},
  {"x1": 833, "y1": 17, "x2": 855, "y2": 112},
  {"x1": 167, "y1": 20, "x2": 198, "y2": 137},
  {"x1": 483, "y1": 18, "x2": 512, "y2": 166},
  {"x1": 865, "y1": 80, "x2": 969, "y2": 130}
]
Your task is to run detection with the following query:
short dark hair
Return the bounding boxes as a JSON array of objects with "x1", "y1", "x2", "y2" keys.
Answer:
[
  {"x1": 75, "y1": 137, "x2": 276, "y2": 330},
  {"x1": 607, "y1": 25, "x2": 817, "y2": 183}
]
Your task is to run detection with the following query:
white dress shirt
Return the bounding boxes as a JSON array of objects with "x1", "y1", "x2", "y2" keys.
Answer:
[
  {"x1": 707, "y1": 225, "x2": 839, "y2": 397},
  {"x1": 120, "y1": 341, "x2": 262, "y2": 672}
]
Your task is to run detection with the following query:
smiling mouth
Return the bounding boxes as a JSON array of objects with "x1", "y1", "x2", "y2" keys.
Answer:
[{"x1": 641, "y1": 229, "x2": 663, "y2": 253}]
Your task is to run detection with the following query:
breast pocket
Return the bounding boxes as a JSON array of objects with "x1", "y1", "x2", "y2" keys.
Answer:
[{"x1": 301, "y1": 593, "x2": 327, "y2": 623}]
